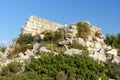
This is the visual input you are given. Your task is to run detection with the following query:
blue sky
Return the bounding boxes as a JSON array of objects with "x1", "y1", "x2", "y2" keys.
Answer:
[{"x1": 0, "y1": 0, "x2": 120, "y2": 46}]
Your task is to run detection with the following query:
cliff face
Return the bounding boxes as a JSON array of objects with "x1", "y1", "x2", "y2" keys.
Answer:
[{"x1": 22, "y1": 16, "x2": 64, "y2": 36}]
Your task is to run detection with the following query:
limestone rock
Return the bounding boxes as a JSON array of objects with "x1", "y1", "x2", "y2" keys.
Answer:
[
  {"x1": 86, "y1": 40, "x2": 94, "y2": 48},
  {"x1": 106, "y1": 49, "x2": 117, "y2": 56},
  {"x1": 112, "y1": 56, "x2": 120, "y2": 63},
  {"x1": 94, "y1": 41, "x2": 102, "y2": 50},
  {"x1": 32, "y1": 43, "x2": 40, "y2": 53},
  {"x1": 106, "y1": 46, "x2": 112, "y2": 51},
  {"x1": 89, "y1": 51, "x2": 106, "y2": 62},
  {"x1": 58, "y1": 39, "x2": 72, "y2": 46},
  {"x1": 64, "y1": 48, "x2": 82, "y2": 55},
  {"x1": 75, "y1": 38, "x2": 86, "y2": 46},
  {"x1": 39, "y1": 46, "x2": 51, "y2": 53},
  {"x1": 25, "y1": 49, "x2": 34, "y2": 56}
]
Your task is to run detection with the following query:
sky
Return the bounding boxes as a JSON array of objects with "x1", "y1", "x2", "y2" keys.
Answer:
[{"x1": 0, "y1": 0, "x2": 120, "y2": 46}]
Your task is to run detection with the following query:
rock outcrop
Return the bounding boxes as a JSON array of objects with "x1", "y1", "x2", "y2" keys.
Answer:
[{"x1": 0, "y1": 16, "x2": 120, "y2": 69}]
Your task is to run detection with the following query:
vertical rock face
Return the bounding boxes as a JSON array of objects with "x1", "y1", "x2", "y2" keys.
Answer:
[{"x1": 21, "y1": 16, "x2": 64, "y2": 36}]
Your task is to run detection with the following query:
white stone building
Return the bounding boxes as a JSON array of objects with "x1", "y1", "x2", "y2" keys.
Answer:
[{"x1": 21, "y1": 16, "x2": 64, "y2": 36}]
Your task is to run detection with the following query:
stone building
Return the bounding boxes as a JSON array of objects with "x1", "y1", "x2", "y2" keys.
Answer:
[{"x1": 21, "y1": 16, "x2": 64, "y2": 36}]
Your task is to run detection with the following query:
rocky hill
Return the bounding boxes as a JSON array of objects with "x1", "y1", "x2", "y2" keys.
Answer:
[{"x1": 0, "y1": 16, "x2": 120, "y2": 80}]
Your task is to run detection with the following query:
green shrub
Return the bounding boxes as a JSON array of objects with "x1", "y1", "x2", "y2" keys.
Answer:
[
  {"x1": 0, "y1": 46, "x2": 6, "y2": 53},
  {"x1": 17, "y1": 33, "x2": 34, "y2": 45},
  {"x1": 0, "y1": 53, "x2": 108, "y2": 80},
  {"x1": 75, "y1": 22, "x2": 91, "y2": 39},
  {"x1": 0, "y1": 62, "x2": 22, "y2": 76},
  {"x1": 106, "y1": 63, "x2": 120, "y2": 80},
  {"x1": 8, "y1": 34, "x2": 34, "y2": 58},
  {"x1": 0, "y1": 72, "x2": 42, "y2": 80},
  {"x1": 104, "y1": 33, "x2": 120, "y2": 56},
  {"x1": 41, "y1": 29, "x2": 64, "y2": 53},
  {"x1": 44, "y1": 29, "x2": 64, "y2": 44},
  {"x1": 25, "y1": 53, "x2": 108, "y2": 80}
]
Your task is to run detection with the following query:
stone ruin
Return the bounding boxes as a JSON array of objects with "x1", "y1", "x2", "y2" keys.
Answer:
[
  {"x1": 0, "y1": 16, "x2": 120, "y2": 69},
  {"x1": 21, "y1": 16, "x2": 64, "y2": 36}
]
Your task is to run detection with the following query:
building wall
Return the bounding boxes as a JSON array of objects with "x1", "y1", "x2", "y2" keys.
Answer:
[{"x1": 22, "y1": 16, "x2": 64, "y2": 36}]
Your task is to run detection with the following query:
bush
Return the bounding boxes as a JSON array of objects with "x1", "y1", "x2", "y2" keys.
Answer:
[
  {"x1": 17, "y1": 33, "x2": 34, "y2": 45},
  {"x1": 0, "y1": 46, "x2": 6, "y2": 53},
  {"x1": 104, "y1": 33, "x2": 120, "y2": 56},
  {"x1": 44, "y1": 29, "x2": 64, "y2": 44},
  {"x1": 0, "y1": 62, "x2": 22, "y2": 76},
  {"x1": 8, "y1": 34, "x2": 34, "y2": 58},
  {"x1": 25, "y1": 53, "x2": 108, "y2": 80},
  {"x1": 0, "y1": 53, "x2": 108, "y2": 80},
  {"x1": 8, "y1": 44, "x2": 33, "y2": 58},
  {"x1": 75, "y1": 22, "x2": 91, "y2": 39},
  {"x1": 106, "y1": 63, "x2": 120, "y2": 80},
  {"x1": 0, "y1": 72, "x2": 42, "y2": 80},
  {"x1": 41, "y1": 29, "x2": 64, "y2": 53}
]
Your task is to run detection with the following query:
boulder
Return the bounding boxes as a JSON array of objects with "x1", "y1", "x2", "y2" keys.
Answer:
[
  {"x1": 61, "y1": 45, "x2": 68, "y2": 52},
  {"x1": 87, "y1": 36, "x2": 93, "y2": 41},
  {"x1": 112, "y1": 56, "x2": 120, "y2": 63},
  {"x1": 64, "y1": 48, "x2": 82, "y2": 55},
  {"x1": 32, "y1": 43, "x2": 40, "y2": 53},
  {"x1": 25, "y1": 49, "x2": 34, "y2": 56},
  {"x1": 39, "y1": 46, "x2": 51, "y2": 53},
  {"x1": 75, "y1": 38, "x2": 85, "y2": 46},
  {"x1": 89, "y1": 51, "x2": 106, "y2": 62},
  {"x1": 18, "y1": 52, "x2": 30, "y2": 60},
  {"x1": 94, "y1": 41, "x2": 102, "y2": 50},
  {"x1": 58, "y1": 39, "x2": 72, "y2": 46},
  {"x1": 106, "y1": 53, "x2": 114, "y2": 63},
  {"x1": 40, "y1": 34, "x2": 44, "y2": 40},
  {"x1": 64, "y1": 33, "x2": 73, "y2": 40},
  {"x1": 106, "y1": 46, "x2": 112, "y2": 51},
  {"x1": 18, "y1": 52, "x2": 24, "y2": 58},
  {"x1": 86, "y1": 40, "x2": 94, "y2": 48},
  {"x1": 106, "y1": 49, "x2": 118, "y2": 56}
]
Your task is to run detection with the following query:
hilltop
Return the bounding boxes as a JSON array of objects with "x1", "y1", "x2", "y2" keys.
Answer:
[{"x1": 0, "y1": 16, "x2": 120, "y2": 80}]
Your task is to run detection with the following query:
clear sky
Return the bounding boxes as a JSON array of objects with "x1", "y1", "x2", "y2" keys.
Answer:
[{"x1": 0, "y1": 0, "x2": 120, "y2": 46}]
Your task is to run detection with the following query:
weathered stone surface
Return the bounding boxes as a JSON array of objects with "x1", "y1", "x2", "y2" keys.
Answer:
[
  {"x1": 86, "y1": 40, "x2": 94, "y2": 48},
  {"x1": 64, "y1": 25, "x2": 78, "y2": 40},
  {"x1": 32, "y1": 43, "x2": 40, "y2": 53},
  {"x1": 75, "y1": 38, "x2": 86, "y2": 46},
  {"x1": 89, "y1": 51, "x2": 106, "y2": 62},
  {"x1": 94, "y1": 41, "x2": 102, "y2": 50},
  {"x1": 106, "y1": 49, "x2": 118, "y2": 56},
  {"x1": 22, "y1": 16, "x2": 64, "y2": 36},
  {"x1": 25, "y1": 49, "x2": 34, "y2": 56},
  {"x1": 58, "y1": 39, "x2": 72, "y2": 46},
  {"x1": 112, "y1": 56, "x2": 120, "y2": 63},
  {"x1": 39, "y1": 46, "x2": 51, "y2": 53},
  {"x1": 106, "y1": 46, "x2": 112, "y2": 51},
  {"x1": 64, "y1": 48, "x2": 82, "y2": 55}
]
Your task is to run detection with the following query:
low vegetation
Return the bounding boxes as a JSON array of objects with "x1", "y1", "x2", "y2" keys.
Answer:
[
  {"x1": 69, "y1": 41, "x2": 89, "y2": 55},
  {"x1": 104, "y1": 33, "x2": 120, "y2": 56},
  {"x1": 0, "y1": 53, "x2": 108, "y2": 80},
  {"x1": 106, "y1": 63, "x2": 120, "y2": 80},
  {"x1": 8, "y1": 34, "x2": 34, "y2": 58},
  {"x1": 41, "y1": 29, "x2": 64, "y2": 53},
  {"x1": 0, "y1": 46, "x2": 6, "y2": 53},
  {"x1": 75, "y1": 22, "x2": 91, "y2": 39}
]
